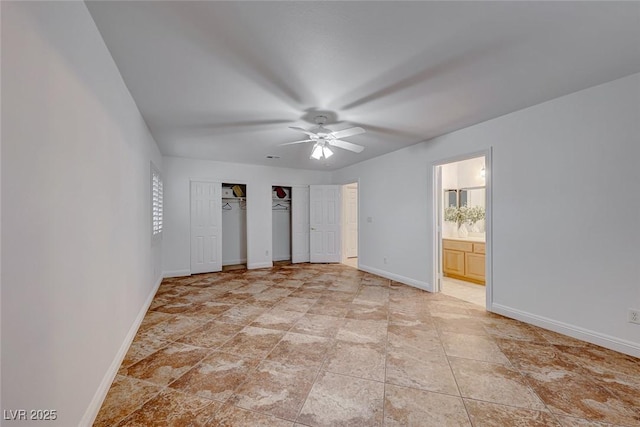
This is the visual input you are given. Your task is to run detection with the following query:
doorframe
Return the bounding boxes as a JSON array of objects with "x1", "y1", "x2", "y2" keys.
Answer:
[
  {"x1": 340, "y1": 182, "x2": 358, "y2": 264},
  {"x1": 271, "y1": 183, "x2": 294, "y2": 263},
  {"x1": 220, "y1": 180, "x2": 249, "y2": 268},
  {"x1": 431, "y1": 149, "x2": 493, "y2": 310},
  {"x1": 335, "y1": 179, "x2": 360, "y2": 269}
]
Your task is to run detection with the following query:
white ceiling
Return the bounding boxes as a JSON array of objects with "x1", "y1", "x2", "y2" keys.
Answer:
[{"x1": 86, "y1": 1, "x2": 640, "y2": 171}]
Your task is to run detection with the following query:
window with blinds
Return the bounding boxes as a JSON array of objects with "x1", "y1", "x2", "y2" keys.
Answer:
[{"x1": 152, "y1": 165, "x2": 163, "y2": 239}]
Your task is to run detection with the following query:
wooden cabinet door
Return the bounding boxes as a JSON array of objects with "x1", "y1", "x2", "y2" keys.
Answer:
[
  {"x1": 473, "y1": 243, "x2": 485, "y2": 254},
  {"x1": 465, "y1": 253, "x2": 485, "y2": 282},
  {"x1": 443, "y1": 249, "x2": 465, "y2": 276}
]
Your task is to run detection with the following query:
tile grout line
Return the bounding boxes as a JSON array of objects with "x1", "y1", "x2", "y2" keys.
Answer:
[
  {"x1": 116, "y1": 276, "x2": 245, "y2": 425},
  {"x1": 113, "y1": 315, "x2": 229, "y2": 423},
  {"x1": 119, "y1": 273, "x2": 284, "y2": 425},
  {"x1": 444, "y1": 318, "x2": 571, "y2": 425},
  {"x1": 291, "y1": 276, "x2": 366, "y2": 425},
  {"x1": 222, "y1": 273, "x2": 346, "y2": 424},
  {"x1": 432, "y1": 307, "x2": 474, "y2": 426},
  {"x1": 382, "y1": 277, "x2": 392, "y2": 425},
  {"x1": 102, "y1": 378, "x2": 165, "y2": 427},
  {"x1": 490, "y1": 335, "x2": 576, "y2": 424},
  {"x1": 200, "y1": 265, "x2": 300, "y2": 425}
]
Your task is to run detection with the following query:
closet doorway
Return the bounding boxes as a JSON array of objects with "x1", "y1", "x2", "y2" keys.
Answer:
[
  {"x1": 433, "y1": 151, "x2": 492, "y2": 309},
  {"x1": 272, "y1": 186, "x2": 292, "y2": 264},
  {"x1": 341, "y1": 182, "x2": 358, "y2": 269},
  {"x1": 221, "y1": 183, "x2": 247, "y2": 271}
]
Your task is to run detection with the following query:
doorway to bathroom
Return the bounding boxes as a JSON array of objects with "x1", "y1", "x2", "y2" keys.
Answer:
[{"x1": 433, "y1": 151, "x2": 492, "y2": 309}]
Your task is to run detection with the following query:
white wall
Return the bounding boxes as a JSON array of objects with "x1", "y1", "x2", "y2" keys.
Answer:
[
  {"x1": 457, "y1": 157, "x2": 486, "y2": 189},
  {"x1": 442, "y1": 162, "x2": 458, "y2": 189},
  {"x1": 442, "y1": 157, "x2": 486, "y2": 190},
  {"x1": 333, "y1": 73, "x2": 640, "y2": 356},
  {"x1": 1, "y1": 2, "x2": 163, "y2": 425},
  {"x1": 163, "y1": 157, "x2": 330, "y2": 275}
]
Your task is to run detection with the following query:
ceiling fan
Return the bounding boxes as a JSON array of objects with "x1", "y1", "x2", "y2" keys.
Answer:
[{"x1": 280, "y1": 115, "x2": 365, "y2": 160}]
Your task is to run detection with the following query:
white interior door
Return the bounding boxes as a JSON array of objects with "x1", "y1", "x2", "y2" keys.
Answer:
[
  {"x1": 345, "y1": 185, "x2": 358, "y2": 258},
  {"x1": 291, "y1": 186, "x2": 310, "y2": 263},
  {"x1": 190, "y1": 181, "x2": 222, "y2": 274},
  {"x1": 310, "y1": 185, "x2": 341, "y2": 263}
]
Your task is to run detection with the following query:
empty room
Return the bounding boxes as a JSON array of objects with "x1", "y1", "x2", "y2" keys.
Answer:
[{"x1": 2, "y1": 1, "x2": 639, "y2": 426}]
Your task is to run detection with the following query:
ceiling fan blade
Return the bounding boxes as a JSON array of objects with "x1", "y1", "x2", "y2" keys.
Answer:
[
  {"x1": 330, "y1": 127, "x2": 365, "y2": 139},
  {"x1": 289, "y1": 126, "x2": 317, "y2": 138},
  {"x1": 279, "y1": 139, "x2": 313, "y2": 146},
  {"x1": 328, "y1": 139, "x2": 365, "y2": 153}
]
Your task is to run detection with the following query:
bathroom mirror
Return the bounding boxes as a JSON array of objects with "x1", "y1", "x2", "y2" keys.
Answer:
[
  {"x1": 459, "y1": 186, "x2": 485, "y2": 208},
  {"x1": 444, "y1": 190, "x2": 458, "y2": 208}
]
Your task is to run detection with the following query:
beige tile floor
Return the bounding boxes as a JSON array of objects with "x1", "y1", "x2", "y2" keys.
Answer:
[
  {"x1": 95, "y1": 263, "x2": 640, "y2": 426},
  {"x1": 441, "y1": 277, "x2": 486, "y2": 308}
]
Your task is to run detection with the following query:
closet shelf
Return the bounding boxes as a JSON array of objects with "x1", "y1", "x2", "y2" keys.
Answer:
[
  {"x1": 272, "y1": 198, "x2": 291, "y2": 201},
  {"x1": 222, "y1": 197, "x2": 246, "y2": 201}
]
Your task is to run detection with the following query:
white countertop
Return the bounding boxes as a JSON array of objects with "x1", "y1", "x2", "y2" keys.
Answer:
[{"x1": 443, "y1": 236, "x2": 485, "y2": 243}]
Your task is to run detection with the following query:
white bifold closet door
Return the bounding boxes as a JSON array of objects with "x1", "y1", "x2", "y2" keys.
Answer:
[
  {"x1": 190, "y1": 181, "x2": 222, "y2": 274},
  {"x1": 291, "y1": 186, "x2": 310, "y2": 263},
  {"x1": 309, "y1": 185, "x2": 341, "y2": 263}
]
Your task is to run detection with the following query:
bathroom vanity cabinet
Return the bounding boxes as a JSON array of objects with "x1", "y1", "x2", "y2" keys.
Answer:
[{"x1": 443, "y1": 238, "x2": 485, "y2": 284}]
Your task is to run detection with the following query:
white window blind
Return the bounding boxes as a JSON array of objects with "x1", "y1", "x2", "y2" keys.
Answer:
[{"x1": 152, "y1": 166, "x2": 163, "y2": 237}]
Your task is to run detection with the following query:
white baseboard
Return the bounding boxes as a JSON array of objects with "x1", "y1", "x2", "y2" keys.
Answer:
[
  {"x1": 492, "y1": 303, "x2": 640, "y2": 358},
  {"x1": 80, "y1": 275, "x2": 163, "y2": 426},
  {"x1": 163, "y1": 269, "x2": 190, "y2": 278},
  {"x1": 273, "y1": 256, "x2": 292, "y2": 262},
  {"x1": 358, "y1": 264, "x2": 432, "y2": 292},
  {"x1": 248, "y1": 261, "x2": 273, "y2": 270}
]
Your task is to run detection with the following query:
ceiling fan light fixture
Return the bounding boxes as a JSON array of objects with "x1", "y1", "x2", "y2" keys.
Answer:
[
  {"x1": 310, "y1": 143, "x2": 323, "y2": 160},
  {"x1": 285, "y1": 116, "x2": 366, "y2": 160}
]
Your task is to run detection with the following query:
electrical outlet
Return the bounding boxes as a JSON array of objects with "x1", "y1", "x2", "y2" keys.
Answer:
[
  {"x1": 265, "y1": 250, "x2": 269, "y2": 256},
  {"x1": 629, "y1": 309, "x2": 640, "y2": 324},
  {"x1": 383, "y1": 257, "x2": 388, "y2": 264}
]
